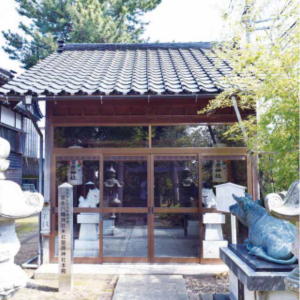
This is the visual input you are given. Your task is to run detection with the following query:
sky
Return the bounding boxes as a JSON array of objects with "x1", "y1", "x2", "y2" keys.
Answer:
[{"x1": 0, "y1": 0, "x2": 228, "y2": 74}]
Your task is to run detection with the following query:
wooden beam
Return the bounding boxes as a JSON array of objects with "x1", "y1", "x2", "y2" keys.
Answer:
[
  {"x1": 51, "y1": 114, "x2": 250, "y2": 125},
  {"x1": 53, "y1": 147, "x2": 248, "y2": 156}
]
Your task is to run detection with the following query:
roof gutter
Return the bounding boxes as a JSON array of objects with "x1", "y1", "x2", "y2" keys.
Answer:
[{"x1": 0, "y1": 93, "x2": 219, "y2": 102}]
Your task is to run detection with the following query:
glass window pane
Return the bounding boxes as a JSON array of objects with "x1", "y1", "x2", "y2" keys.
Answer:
[
  {"x1": 54, "y1": 126, "x2": 148, "y2": 148},
  {"x1": 56, "y1": 159, "x2": 100, "y2": 208},
  {"x1": 154, "y1": 213, "x2": 200, "y2": 257},
  {"x1": 104, "y1": 156, "x2": 147, "y2": 207},
  {"x1": 154, "y1": 156, "x2": 198, "y2": 208},
  {"x1": 103, "y1": 213, "x2": 147, "y2": 257},
  {"x1": 152, "y1": 125, "x2": 245, "y2": 147},
  {"x1": 201, "y1": 159, "x2": 247, "y2": 208},
  {"x1": 200, "y1": 159, "x2": 248, "y2": 255}
]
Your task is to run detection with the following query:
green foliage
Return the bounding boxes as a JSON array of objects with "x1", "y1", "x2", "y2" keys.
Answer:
[
  {"x1": 2, "y1": 0, "x2": 161, "y2": 68},
  {"x1": 199, "y1": 0, "x2": 299, "y2": 192}
]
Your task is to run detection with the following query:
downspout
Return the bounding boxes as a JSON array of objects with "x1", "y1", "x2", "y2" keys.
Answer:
[
  {"x1": 207, "y1": 125, "x2": 217, "y2": 145},
  {"x1": 231, "y1": 96, "x2": 248, "y2": 143},
  {"x1": 31, "y1": 119, "x2": 44, "y2": 265},
  {"x1": 231, "y1": 95, "x2": 260, "y2": 199}
]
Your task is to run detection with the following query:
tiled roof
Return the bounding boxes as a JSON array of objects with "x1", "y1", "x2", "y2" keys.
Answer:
[
  {"x1": 0, "y1": 42, "x2": 231, "y2": 97},
  {"x1": 0, "y1": 67, "x2": 14, "y2": 86}
]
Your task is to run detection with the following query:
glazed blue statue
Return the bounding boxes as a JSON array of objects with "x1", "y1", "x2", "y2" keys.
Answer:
[{"x1": 230, "y1": 193, "x2": 297, "y2": 264}]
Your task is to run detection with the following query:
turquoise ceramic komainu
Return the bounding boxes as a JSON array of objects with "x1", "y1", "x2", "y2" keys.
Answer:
[{"x1": 230, "y1": 194, "x2": 297, "y2": 264}]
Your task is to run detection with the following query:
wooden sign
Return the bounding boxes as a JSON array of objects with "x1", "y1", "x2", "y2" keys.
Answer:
[
  {"x1": 67, "y1": 160, "x2": 83, "y2": 185},
  {"x1": 58, "y1": 182, "x2": 73, "y2": 291}
]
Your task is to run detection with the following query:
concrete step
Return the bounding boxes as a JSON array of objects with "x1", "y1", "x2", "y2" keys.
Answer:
[{"x1": 35, "y1": 263, "x2": 228, "y2": 280}]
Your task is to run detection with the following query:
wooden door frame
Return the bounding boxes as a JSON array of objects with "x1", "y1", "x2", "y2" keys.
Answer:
[{"x1": 49, "y1": 147, "x2": 250, "y2": 264}]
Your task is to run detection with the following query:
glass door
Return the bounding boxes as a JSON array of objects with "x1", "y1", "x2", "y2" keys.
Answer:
[
  {"x1": 150, "y1": 155, "x2": 201, "y2": 262},
  {"x1": 51, "y1": 152, "x2": 249, "y2": 263},
  {"x1": 53, "y1": 156, "x2": 101, "y2": 263},
  {"x1": 102, "y1": 155, "x2": 149, "y2": 262}
]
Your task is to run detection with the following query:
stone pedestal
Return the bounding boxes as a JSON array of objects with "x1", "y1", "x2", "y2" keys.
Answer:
[
  {"x1": 77, "y1": 213, "x2": 99, "y2": 240},
  {"x1": 203, "y1": 213, "x2": 228, "y2": 258},
  {"x1": 264, "y1": 181, "x2": 300, "y2": 295},
  {"x1": 74, "y1": 214, "x2": 115, "y2": 257},
  {"x1": 220, "y1": 247, "x2": 298, "y2": 300},
  {"x1": 74, "y1": 213, "x2": 99, "y2": 257}
]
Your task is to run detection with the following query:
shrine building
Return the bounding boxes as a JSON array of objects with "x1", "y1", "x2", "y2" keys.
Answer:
[{"x1": 0, "y1": 42, "x2": 257, "y2": 264}]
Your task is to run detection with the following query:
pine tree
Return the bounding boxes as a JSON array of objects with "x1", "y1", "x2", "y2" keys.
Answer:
[{"x1": 2, "y1": 0, "x2": 161, "y2": 69}]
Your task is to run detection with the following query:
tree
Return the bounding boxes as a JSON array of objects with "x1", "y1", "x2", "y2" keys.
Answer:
[
  {"x1": 199, "y1": 0, "x2": 299, "y2": 193},
  {"x1": 2, "y1": 0, "x2": 161, "y2": 69}
]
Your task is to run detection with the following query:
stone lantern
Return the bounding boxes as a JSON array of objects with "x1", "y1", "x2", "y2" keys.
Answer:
[
  {"x1": 0, "y1": 137, "x2": 44, "y2": 298},
  {"x1": 265, "y1": 180, "x2": 300, "y2": 295}
]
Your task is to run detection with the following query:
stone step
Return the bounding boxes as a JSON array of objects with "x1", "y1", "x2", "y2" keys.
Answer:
[
  {"x1": 113, "y1": 275, "x2": 188, "y2": 300},
  {"x1": 35, "y1": 263, "x2": 228, "y2": 280}
]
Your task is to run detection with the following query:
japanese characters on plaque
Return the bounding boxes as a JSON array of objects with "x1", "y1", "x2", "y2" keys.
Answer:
[
  {"x1": 67, "y1": 160, "x2": 83, "y2": 186},
  {"x1": 212, "y1": 160, "x2": 228, "y2": 183},
  {"x1": 41, "y1": 203, "x2": 50, "y2": 235},
  {"x1": 58, "y1": 182, "x2": 73, "y2": 291}
]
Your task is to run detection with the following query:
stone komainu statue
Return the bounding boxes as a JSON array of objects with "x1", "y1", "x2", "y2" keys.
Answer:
[{"x1": 230, "y1": 193, "x2": 297, "y2": 264}]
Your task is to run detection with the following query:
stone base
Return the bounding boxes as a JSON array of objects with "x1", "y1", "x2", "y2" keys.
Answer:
[
  {"x1": 229, "y1": 244, "x2": 297, "y2": 272},
  {"x1": 77, "y1": 213, "x2": 100, "y2": 224},
  {"x1": 78, "y1": 223, "x2": 98, "y2": 240},
  {"x1": 0, "y1": 262, "x2": 28, "y2": 297},
  {"x1": 205, "y1": 224, "x2": 224, "y2": 240},
  {"x1": 203, "y1": 240, "x2": 228, "y2": 258},
  {"x1": 203, "y1": 213, "x2": 225, "y2": 224},
  {"x1": 74, "y1": 240, "x2": 99, "y2": 257},
  {"x1": 229, "y1": 269, "x2": 297, "y2": 300},
  {"x1": 220, "y1": 247, "x2": 298, "y2": 300}
]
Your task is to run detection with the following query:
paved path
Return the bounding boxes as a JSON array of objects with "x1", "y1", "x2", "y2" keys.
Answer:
[{"x1": 113, "y1": 275, "x2": 189, "y2": 300}]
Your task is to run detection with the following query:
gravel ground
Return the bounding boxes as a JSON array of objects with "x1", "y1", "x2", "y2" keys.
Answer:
[
  {"x1": 10, "y1": 272, "x2": 117, "y2": 300},
  {"x1": 9, "y1": 273, "x2": 228, "y2": 300},
  {"x1": 15, "y1": 216, "x2": 39, "y2": 265},
  {"x1": 184, "y1": 273, "x2": 229, "y2": 299}
]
